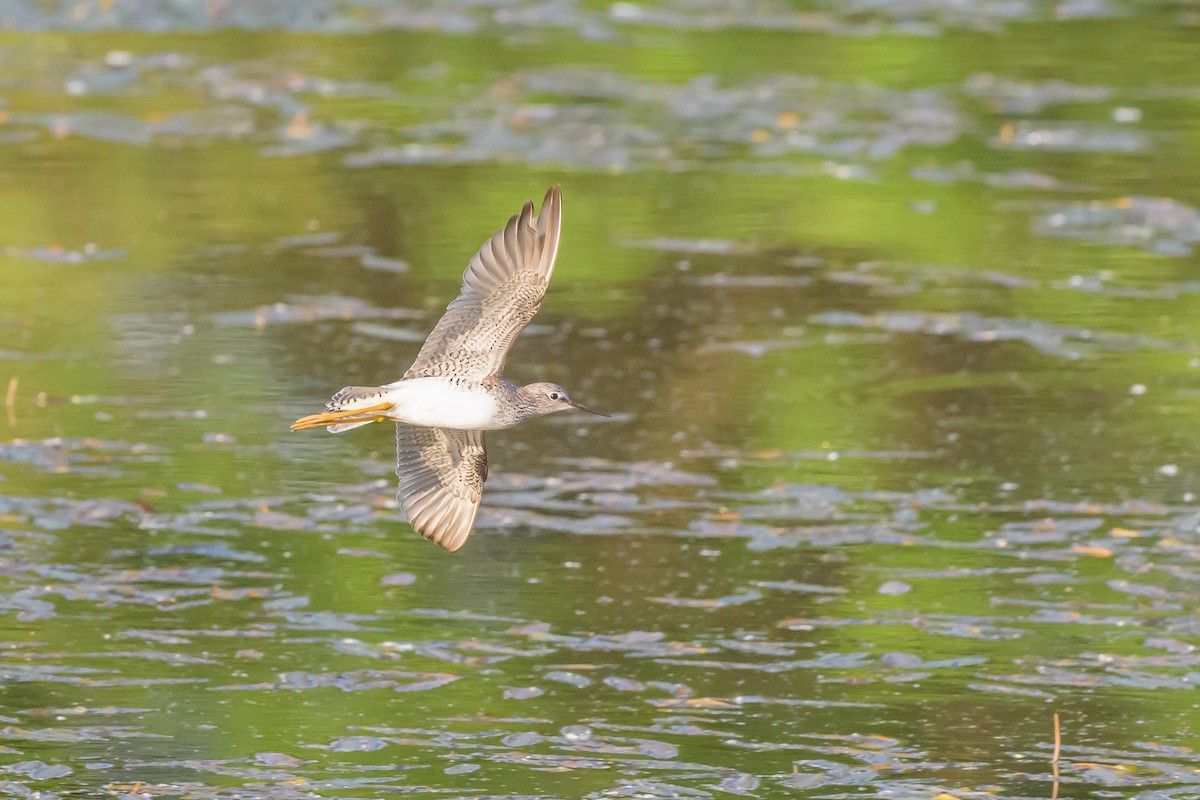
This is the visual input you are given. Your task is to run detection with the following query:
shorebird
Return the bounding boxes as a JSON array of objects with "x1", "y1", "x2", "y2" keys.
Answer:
[{"x1": 291, "y1": 186, "x2": 605, "y2": 551}]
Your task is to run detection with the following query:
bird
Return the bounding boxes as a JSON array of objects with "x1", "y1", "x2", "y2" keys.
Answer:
[{"x1": 290, "y1": 186, "x2": 606, "y2": 552}]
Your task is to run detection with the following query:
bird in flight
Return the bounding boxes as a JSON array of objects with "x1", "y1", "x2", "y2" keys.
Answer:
[{"x1": 291, "y1": 186, "x2": 606, "y2": 551}]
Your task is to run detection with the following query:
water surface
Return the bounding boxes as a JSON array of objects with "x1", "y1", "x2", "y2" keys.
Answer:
[{"x1": 1, "y1": 3, "x2": 1200, "y2": 797}]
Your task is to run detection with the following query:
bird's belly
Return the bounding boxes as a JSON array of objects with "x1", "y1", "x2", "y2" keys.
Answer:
[{"x1": 385, "y1": 379, "x2": 504, "y2": 430}]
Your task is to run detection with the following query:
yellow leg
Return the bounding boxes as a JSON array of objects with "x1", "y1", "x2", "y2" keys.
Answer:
[{"x1": 290, "y1": 402, "x2": 393, "y2": 431}]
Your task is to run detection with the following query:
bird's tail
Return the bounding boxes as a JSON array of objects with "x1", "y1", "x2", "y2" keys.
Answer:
[{"x1": 290, "y1": 386, "x2": 394, "y2": 433}]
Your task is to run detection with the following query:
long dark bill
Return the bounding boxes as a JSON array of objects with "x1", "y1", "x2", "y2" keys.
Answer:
[{"x1": 569, "y1": 402, "x2": 611, "y2": 418}]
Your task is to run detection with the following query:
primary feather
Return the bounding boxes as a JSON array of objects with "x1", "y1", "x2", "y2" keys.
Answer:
[{"x1": 403, "y1": 186, "x2": 562, "y2": 382}]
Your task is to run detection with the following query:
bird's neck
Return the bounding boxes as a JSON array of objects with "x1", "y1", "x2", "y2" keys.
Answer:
[{"x1": 512, "y1": 383, "x2": 548, "y2": 421}]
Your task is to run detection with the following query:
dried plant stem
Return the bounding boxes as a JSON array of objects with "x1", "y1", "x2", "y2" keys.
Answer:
[
  {"x1": 1052, "y1": 711, "x2": 1061, "y2": 800},
  {"x1": 4, "y1": 376, "x2": 15, "y2": 427}
]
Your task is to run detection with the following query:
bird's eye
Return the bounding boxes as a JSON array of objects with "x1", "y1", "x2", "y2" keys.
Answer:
[{"x1": 549, "y1": 392, "x2": 561, "y2": 401}]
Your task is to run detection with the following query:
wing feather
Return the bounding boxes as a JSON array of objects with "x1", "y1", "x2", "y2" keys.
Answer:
[
  {"x1": 395, "y1": 425, "x2": 487, "y2": 552},
  {"x1": 404, "y1": 186, "x2": 562, "y2": 381}
]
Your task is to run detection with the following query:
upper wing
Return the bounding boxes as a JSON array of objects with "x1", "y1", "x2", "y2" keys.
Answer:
[
  {"x1": 404, "y1": 186, "x2": 562, "y2": 382},
  {"x1": 395, "y1": 425, "x2": 488, "y2": 552}
]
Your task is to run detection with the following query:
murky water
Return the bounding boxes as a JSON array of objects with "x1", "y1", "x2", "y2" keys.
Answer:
[{"x1": 1, "y1": 2, "x2": 1200, "y2": 797}]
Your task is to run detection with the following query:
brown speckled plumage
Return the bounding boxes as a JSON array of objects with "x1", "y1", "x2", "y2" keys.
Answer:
[
  {"x1": 395, "y1": 425, "x2": 487, "y2": 552},
  {"x1": 393, "y1": 186, "x2": 561, "y2": 550},
  {"x1": 291, "y1": 186, "x2": 603, "y2": 552},
  {"x1": 403, "y1": 189, "x2": 561, "y2": 382}
]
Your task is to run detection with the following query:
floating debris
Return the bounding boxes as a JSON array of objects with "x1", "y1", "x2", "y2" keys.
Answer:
[
  {"x1": 809, "y1": 309, "x2": 1189, "y2": 358},
  {"x1": 212, "y1": 294, "x2": 423, "y2": 327},
  {"x1": 624, "y1": 237, "x2": 756, "y2": 256},
  {"x1": 360, "y1": 253, "x2": 410, "y2": 273},
  {"x1": 543, "y1": 670, "x2": 592, "y2": 688},
  {"x1": 0, "y1": 243, "x2": 127, "y2": 264},
  {"x1": 650, "y1": 591, "x2": 763, "y2": 609},
  {"x1": 350, "y1": 322, "x2": 427, "y2": 342},
  {"x1": 993, "y1": 120, "x2": 1147, "y2": 152},
  {"x1": 963, "y1": 74, "x2": 1111, "y2": 113},
  {"x1": 1033, "y1": 196, "x2": 1200, "y2": 256},
  {"x1": 216, "y1": 670, "x2": 459, "y2": 693},
  {"x1": 1, "y1": 761, "x2": 72, "y2": 780}
]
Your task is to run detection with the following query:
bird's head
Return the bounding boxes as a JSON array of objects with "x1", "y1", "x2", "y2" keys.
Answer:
[{"x1": 518, "y1": 382, "x2": 608, "y2": 419}]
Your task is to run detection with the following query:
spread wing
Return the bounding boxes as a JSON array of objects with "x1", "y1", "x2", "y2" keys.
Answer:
[
  {"x1": 395, "y1": 425, "x2": 487, "y2": 552},
  {"x1": 404, "y1": 185, "x2": 562, "y2": 382}
]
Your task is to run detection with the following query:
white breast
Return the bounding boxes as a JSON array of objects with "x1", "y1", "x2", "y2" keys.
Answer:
[{"x1": 383, "y1": 378, "x2": 503, "y2": 430}]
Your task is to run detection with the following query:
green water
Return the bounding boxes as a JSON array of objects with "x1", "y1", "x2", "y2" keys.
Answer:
[{"x1": 1, "y1": 3, "x2": 1200, "y2": 797}]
